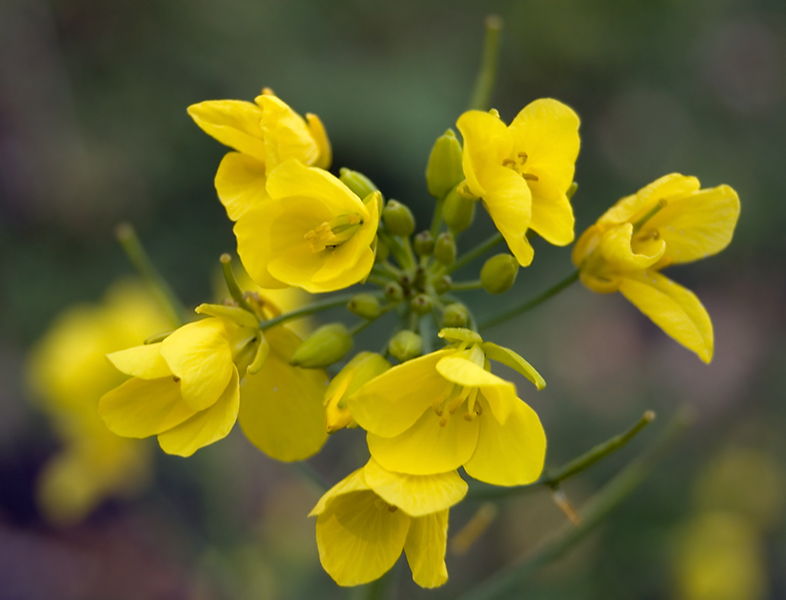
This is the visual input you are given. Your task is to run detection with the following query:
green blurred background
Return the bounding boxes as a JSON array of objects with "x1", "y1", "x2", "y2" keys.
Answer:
[{"x1": 1, "y1": 0, "x2": 785, "y2": 598}]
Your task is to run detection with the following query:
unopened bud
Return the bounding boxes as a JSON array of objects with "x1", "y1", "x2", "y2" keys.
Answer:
[
  {"x1": 434, "y1": 275, "x2": 452, "y2": 295},
  {"x1": 442, "y1": 186, "x2": 476, "y2": 233},
  {"x1": 411, "y1": 294, "x2": 433, "y2": 315},
  {"x1": 347, "y1": 294, "x2": 381, "y2": 320},
  {"x1": 324, "y1": 352, "x2": 391, "y2": 433},
  {"x1": 566, "y1": 181, "x2": 578, "y2": 200},
  {"x1": 384, "y1": 282, "x2": 404, "y2": 303},
  {"x1": 383, "y1": 200, "x2": 415, "y2": 237},
  {"x1": 434, "y1": 232, "x2": 457, "y2": 265},
  {"x1": 413, "y1": 231, "x2": 435, "y2": 257},
  {"x1": 442, "y1": 303, "x2": 469, "y2": 328},
  {"x1": 340, "y1": 168, "x2": 378, "y2": 202},
  {"x1": 291, "y1": 323, "x2": 353, "y2": 368},
  {"x1": 374, "y1": 237, "x2": 389, "y2": 264},
  {"x1": 426, "y1": 129, "x2": 464, "y2": 200},
  {"x1": 388, "y1": 330, "x2": 423, "y2": 362},
  {"x1": 480, "y1": 254, "x2": 519, "y2": 294}
]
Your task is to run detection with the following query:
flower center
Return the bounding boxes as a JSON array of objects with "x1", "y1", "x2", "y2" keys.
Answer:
[
  {"x1": 305, "y1": 213, "x2": 364, "y2": 253},
  {"x1": 502, "y1": 151, "x2": 539, "y2": 182}
]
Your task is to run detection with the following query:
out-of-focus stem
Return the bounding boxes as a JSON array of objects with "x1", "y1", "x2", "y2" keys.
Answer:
[
  {"x1": 446, "y1": 232, "x2": 504, "y2": 274},
  {"x1": 469, "y1": 15, "x2": 504, "y2": 111}
]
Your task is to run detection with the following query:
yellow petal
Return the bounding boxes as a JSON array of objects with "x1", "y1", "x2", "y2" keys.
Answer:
[
  {"x1": 238, "y1": 326, "x2": 329, "y2": 461},
  {"x1": 456, "y1": 109, "x2": 512, "y2": 198},
  {"x1": 160, "y1": 319, "x2": 234, "y2": 412},
  {"x1": 481, "y1": 167, "x2": 535, "y2": 266},
  {"x1": 309, "y1": 467, "x2": 368, "y2": 517},
  {"x1": 528, "y1": 184, "x2": 575, "y2": 246},
  {"x1": 106, "y1": 343, "x2": 171, "y2": 379},
  {"x1": 601, "y1": 222, "x2": 666, "y2": 270},
  {"x1": 598, "y1": 173, "x2": 700, "y2": 227},
  {"x1": 187, "y1": 100, "x2": 266, "y2": 162},
  {"x1": 266, "y1": 159, "x2": 364, "y2": 214},
  {"x1": 618, "y1": 271, "x2": 714, "y2": 363},
  {"x1": 157, "y1": 368, "x2": 240, "y2": 457},
  {"x1": 363, "y1": 459, "x2": 467, "y2": 517},
  {"x1": 464, "y1": 397, "x2": 546, "y2": 486},
  {"x1": 348, "y1": 350, "x2": 452, "y2": 438},
  {"x1": 315, "y1": 490, "x2": 410, "y2": 587},
  {"x1": 214, "y1": 152, "x2": 269, "y2": 222},
  {"x1": 404, "y1": 510, "x2": 449, "y2": 589},
  {"x1": 306, "y1": 113, "x2": 332, "y2": 169},
  {"x1": 100, "y1": 377, "x2": 196, "y2": 438},
  {"x1": 368, "y1": 408, "x2": 480, "y2": 475},
  {"x1": 645, "y1": 184, "x2": 740, "y2": 265}
]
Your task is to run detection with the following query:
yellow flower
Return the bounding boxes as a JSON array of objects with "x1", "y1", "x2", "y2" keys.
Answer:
[
  {"x1": 233, "y1": 159, "x2": 382, "y2": 292},
  {"x1": 572, "y1": 174, "x2": 740, "y2": 363},
  {"x1": 324, "y1": 352, "x2": 391, "y2": 433},
  {"x1": 456, "y1": 98, "x2": 580, "y2": 266},
  {"x1": 309, "y1": 458, "x2": 467, "y2": 588},
  {"x1": 347, "y1": 328, "x2": 547, "y2": 486},
  {"x1": 26, "y1": 280, "x2": 172, "y2": 524},
  {"x1": 188, "y1": 89, "x2": 331, "y2": 221},
  {"x1": 100, "y1": 306, "x2": 328, "y2": 460}
]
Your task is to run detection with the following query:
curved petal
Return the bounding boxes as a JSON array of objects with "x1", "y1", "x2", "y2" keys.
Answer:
[
  {"x1": 464, "y1": 397, "x2": 546, "y2": 486},
  {"x1": 405, "y1": 511, "x2": 449, "y2": 589},
  {"x1": 157, "y1": 368, "x2": 240, "y2": 457},
  {"x1": 107, "y1": 343, "x2": 171, "y2": 379},
  {"x1": 618, "y1": 271, "x2": 713, "y2": 363},
  {"x1": 364, "y1": 459, "x2": 467, "y2": 517},
  {"x1": 214, "y1": 152, "x2": 269, "y2": 222},
  {"x1": 309, "y1": 468, "x2": 368, "y2": 517},
  {"x1": 306, "y1": 113, "x2": 332, "y2": 169},
  {"x1": 456, "y1": 109, "x2": 512, "y2": 198},
  {"x1": 316, "y1": 490, "x2": 410, "y2": 587},
  {"x1": 266, "y1": 159, "x2": 364, "y2": 214},
  {"x1": 528, "y1": 183, "x2": 575, "y2": 246},
  {"x1": 598, "y1": 174, "x2": 700, "y2": 226},
  {"x1": 367, "y1": 409, "x2": 480, "y2": 476},
  {"x1": 436, "y1": 355, "x2": 509, "y2": 388},
  {"x1": 187, "y1": 100, "x2": 266, "y2": 162},
  {"x1": 348, "y1": 350, "x2": 453, "y2": 438},
  {"x1": 256, "y1": 95, "x2": 320, "y2": 172},
  {"x1": 601, "y1": 223, "x2": 666, "y2": 270},
  {"x1": 646, "y1": 184, "x2": 740, "y2": 264},
  {"x1": 160, "y1": 319, "x2": 234, "y2": 412},
  {"x1": 238, "y1": 326, "x2": 329, "y2": 461},
  {"x1": 481, "y1": 167, "x2": 535, "y2": 266},
  {"x1": 100, "y1": 377, "x2": 196, "y2": 438}
]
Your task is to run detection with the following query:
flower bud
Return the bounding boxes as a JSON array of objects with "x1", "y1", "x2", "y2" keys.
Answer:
[
  {"x1": 324, "y1": 352, "x2": 391, "y2": 433},
  {"x1": 441, "y1": 303, "x2": 469, "y2": 328},
  {"x1": 566, "y1": 181, "x2": 578, "y2": 200},
  {"x1": 382, "y1": 200, "x2": 415, "y2": 237},
  {"x1": 480, "y1": 254, "x2": 519, "y2": 294},
  {"x1": 434, "y1": 232, "x2": 456, "y2": 266},
  {"x1": 442, "y1": 186, "x2": 476, "y2": 233},
  {"x1": 411, "y1": 294, "x2": 433, "y2": 315},
  {"x1": 384, "y1": 282, "x2": 404, "y2": 303},
  {"x1": 339, "y1": 168, "x2": 378, "y2": 202},
  {"x1": 413, "y1": 231, "x2": 435, "y2": 257},
  {"x1": 373, "y1": 236, "x2": 389, "y2": 264},
  {"x1": 347, "y1": 293, "x2": 381, "y2": 320},
  {"x1": 388, "y1": 330, "x2": 423, "y2": 362},
  {"x1": 434, "y1": 274, "x2": 452, "y2": 295},
  {"x1": 426, "y1": 129, "x2": 464, "y2": 200},
  {"x1": 291, "y1": 323, "x2": 353, "y2": 368}
]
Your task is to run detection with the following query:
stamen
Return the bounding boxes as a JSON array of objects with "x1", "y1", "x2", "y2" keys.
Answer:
[
  {"x1": 463, "y1": 411, "x2": 476, "y2": 421},
  {"x1": 387, "y1": 505, "x2": 398, "y2": 513},
  {"x1": 523, "y1": 173, "x2": 539, "y2": 181},
  {"x1": 518, "y1": 151, "x2": 529, "y2": 162},
  {"x1": 502, "y1": 158, "x2": 517, "y2": 168},
  {"x1": 439, "y1": 417, "x2": 448, "y2": 427},
  {"x1": 631, "y1": 199, "x2": 668, "y2": 234},
  {"x1": 466, "y1": 388, "x2": 480, "y2": 414}
]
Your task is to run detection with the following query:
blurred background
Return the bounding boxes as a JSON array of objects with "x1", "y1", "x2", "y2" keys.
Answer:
[{"x1": 1, "y1": 0, "x2": 785, "y2": 598}]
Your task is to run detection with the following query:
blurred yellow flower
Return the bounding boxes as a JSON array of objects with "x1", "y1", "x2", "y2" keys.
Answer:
[
  {"x1": 233, "y1": 159, "x2": 382, "y2": 292},
  {"x1": 348, "y1": 328, "x2": 546, "y2": 486},
  {"x1": 189, "y1": 89, "x2": 331, "y2": 221},
  {"x1": 457, "y1": 98, "x2": 580, "y2": 266},
  {"x1": 572, "y1": 174, "x2": 740, "y2": 363},
  {"x1": 26, "y1": 280, "x2": 173, "y2": 524},
  {"x1": 100, "y1": 308, "x2": 328, "y2": 461},
  {"x1": 310, "y1": 458, "x2": 467, "y2": 588},
  {"x1": 324, "y1": 352, "x2": 391, "y2": 433}
]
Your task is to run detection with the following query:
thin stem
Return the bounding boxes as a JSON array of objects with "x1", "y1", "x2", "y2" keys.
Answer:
[
  {"x1": 468, "y1": 15, "x2": 504, "y2": 111},
  {"x1": 447, "y1": 232, "x2": 503, "y2": 274},
  {"x1": 457, "y1": 408, "x2": 693, "y2": 600},
  {"x1": 366, "y1": 275, "x2": 390, "y2": 287},
  {"x1": 451, "y1": 279, "x2": 484, "y2": 291},
  {"x1": 219, "y1": 254, "x2": 254, "y2": 312},
  {"x1": 116, "y1": 223, "x2": 187, "y2": 326},
  {"x1": 289, "y1": 460, "x2": 329, "y2": 493},
  {"x1": 260, "y1": 291, "x2": 381, "y2": 331},
  {"x1": 479, "y1": 270, "x2": 579, "y2": 330},
  {"x1": 350, "y1": 304, "x2": 396, "y2": 336},
  {"x1": 430, "y1": 197, "x2": 445, "y2": 238}
]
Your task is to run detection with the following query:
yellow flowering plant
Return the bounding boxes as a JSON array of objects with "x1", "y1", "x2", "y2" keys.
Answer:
[{"x1": 35, "y1": 16, "x2": 743, "y2": 596}]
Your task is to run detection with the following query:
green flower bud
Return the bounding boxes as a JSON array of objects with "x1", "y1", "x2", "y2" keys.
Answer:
[
  {"x1": 383, "y1": 200, "x2": 415, "y2": 237},
  {"x1": 566, "y1": 181, "x2": 578, "y2": 200},
  {"x1": 441, "y1": 303, "x2": 469, "y2": 328},
  {"x1": 426, "y1": 129, "x2": 464, "y2": 200},
  {"x1": 434, "y1": 232, "x2": 456, "y2": 266},
  {"x1": 434, "y1": 274, "x2": 452, "y2": 295},
  {"x1": 347, "y1": 293, "x2": 381, "y2": 319},
  {"x1": 388, "y1": 330, "x2": 423, "y2": 362},
  {"x1": 384, "y1": 282, "x2": 404, "y2": 303},
  {"x1": 374, "y1": 237, "x2": 389, "y2": 264},
  {"x1": 291, "y1": 323, "x2": 353, "y2": 368},
  {"x1": 480, "y1": 254, "x2": 519, "y2": 294},
  {"x1": 340, "y1": 168, "x2": 379, "y2": 202},
  {"x1": 442, "y1": 186, "x2": 476, "y2": 233},
  {"x1": 413, "y1": 231, "x2": 435, "y2": 257},
  {"x1": 411, "y1": 294, "x2": 433, "y2": 315}
]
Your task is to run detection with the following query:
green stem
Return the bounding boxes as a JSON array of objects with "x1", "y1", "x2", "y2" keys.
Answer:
[
  {"x1": 350, "y1": 304, "x2": 396, "y2": 336},
  {"x1": 260, "y1": 291, "x2": 381, "y2": 331},
  {"x1": 447, "y1": 232, "x2": 503, "y2": 274},
  {"x1": 457, "y1": 409, "x2": 692, "y2": 600},
  {"x1": 468, "y1": 15, "x2": 504, "y2": 111},
  {"x1": 366, "y1": 275, "x2": 390, "y2": 287},
  {"x1": 380, "y1": 232, "x2": 415, "y2": 271},
  {"x1": 430, "y1": 197, "x2": 445, "y2": 238},
  {"x1": 289, "y1": 460, "x2": 330, "y2": 493},
  {"x1": 219, "y1": 254, "x2": 254, "y2": 313},
  {"x1": 116, "y1": 223, "x2": 187, "y2": 327},
  {"x1": 451, "y1": 279, "x2": 484, "y2": 291},
  {"x1": 479, "y1": 270, "x2": 579, "y2": 329}
]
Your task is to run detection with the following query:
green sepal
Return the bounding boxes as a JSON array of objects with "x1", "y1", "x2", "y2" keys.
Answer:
[
  {"x1": 195, "y1": 303, "x2": 259, "y2": 328},
  {"x1": 481, "y1": 341, "x2": 546, "y2": 390}
]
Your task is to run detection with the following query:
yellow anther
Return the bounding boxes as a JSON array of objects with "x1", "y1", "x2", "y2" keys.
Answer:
[
  {"x1": 523, "y1": 173, "x2": 539, "y2": 182},
  {"x1": 517, "y1": 151, "x2": 529, "y2": 162},
  {"x1": 463, "y1": 411, "x2": 475, "y2": 421},
  {"x1": 439, "y1": 417, "x2": 448, "y2": 427},
  {"x1": 502, "y1": 159, "x2": 517, "y2": 168}
]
